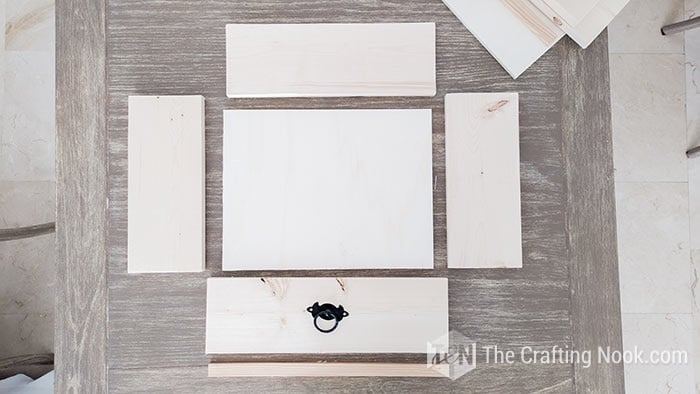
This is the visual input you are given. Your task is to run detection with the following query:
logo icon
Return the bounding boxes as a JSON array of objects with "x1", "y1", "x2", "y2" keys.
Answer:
[{"x1": 427, "y1": 330, "x2": 477, "y2": 380}]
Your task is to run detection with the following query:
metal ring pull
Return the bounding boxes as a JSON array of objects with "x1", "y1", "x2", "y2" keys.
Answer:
[{"x1": 306, "y1": 302, "x2": 349, "y2": 333}]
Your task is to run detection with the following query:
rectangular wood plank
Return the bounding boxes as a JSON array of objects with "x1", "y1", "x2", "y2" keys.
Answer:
[
  {"x1": 222, "y1": 109, "x2": 434, "y2": 271},
  {"x1": 205, "y1": 278, "x2": 448, "y2": 354},
  {"x1": 226, "y1": 23, "x2": 436, "y2": 97},
  {"x1": 528, "y1": 0, "x2": 630, "y2": 48},
  {"x1": 541, "y1": 0, "x2": 603, "y2": 27},
  {"x1": 128, "y1": 95, "x2": 205, "y2": 273},
  {"x1": 441, "y1": 0, "x2": 564, "y2": 78},
  {"x1": 446, "y1": 93, "x2": 523, "y2": 268},
  {"x1": 208, "y1": 363, "x2": 448, "y2": 378}
]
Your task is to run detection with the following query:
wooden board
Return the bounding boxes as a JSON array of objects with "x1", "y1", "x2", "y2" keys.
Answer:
[
  {"x1": 222, "y1": 109, "x2": 434, "y2": 271},
  {"x1": 529, "y1": 0, "x2": 630, "y2": 48},
  {"x1": 127, "y1": 95, "x2": 205, "y2": 273},
  {"x1": 445, "y1": 93, "x2": 523, "y2": 268},
  {"x1": 205, "y1": 278, "x2": 448, "y2": 354},
  {"x1": 208, "y1": 363, "x2": 448, "y2": 378},
  {"x1": 225, "y1": 23, "x2": 436, "y2": 98},
  {"x1": 541, "y1": 0, "x2": 602, "y2": 27},
  {"x1": 441, "y1": 0, "x2": 564, "y2": 78}
]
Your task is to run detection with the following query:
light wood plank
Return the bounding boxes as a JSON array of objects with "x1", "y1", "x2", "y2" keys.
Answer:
[
  {"x1": 446, "y1": 93, "x2": 523, "y2": 268},
  {"x1": 441, "y1": 0, "x2": 564, "y2": 78},
  {"x1": 205, "y1": 278, "x2": 448, "y2": 354},
  {"x1": 528, "y1": 0, "x2": 630, "y2": 48},
  {"x1": 128, "y1": 95, "x2": 205, "y2": 273},
  {"x1": 222, "y1": 109, "x2": 434, "y2": 271},
  {"x1": 208, "y1": 362, "x2": 448, "y2": 378},
  {"x1": 226, "y1": 23, "x2": 436, "y2": 97}
]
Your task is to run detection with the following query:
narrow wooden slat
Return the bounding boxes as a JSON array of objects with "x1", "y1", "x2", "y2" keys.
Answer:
[
  {"x1": 206, "y1": 278, "x2": 448, "y2": 354},
  {"x1": 540, "y1": 0, "x2": 603, "y2": 27},
  {"x1": 127, "y1": 95, "x2": 205, "y2": 273},
  {"x1": 446, "y1": 93, "x2": 522, "y2": 268},
  {"x1": 226, "y1": 23, "x2": 436, "y2": 97},
  {"x1": 208, "y1": 362, "x2": 448, "y2": 378}
]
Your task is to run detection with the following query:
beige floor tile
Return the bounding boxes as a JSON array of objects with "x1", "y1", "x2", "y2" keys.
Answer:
[
  {"x1": 0, "y1": 235, "x2": 56, "y2": 315},
  {"x1": 616, "y1": 182, "x2": 691, "y2": 313},
  {"x1": 622, "y1": 313, "x2": 694, "y2": 394},
  {"x1": 608, "y1": 0, "x2": 685, "y2": 54},
  {"x1": 623, "y1": 314, "x2": 694, "y2": 393},
  {"x1": 0, "y1": 181, "x2": 55, "y2": 228},
  {"x1": 611, "y1": 54, "x2": 687, "y2": 182},
  {"x1": 0, "y1": 51, "x2": 55, "y2": 181},
  {"x1": 0, "y1": 313, "x2": 53, "y2": 358},
  {"x1": 691, "y1": 159, "x2": 700, "y2": 249},
  {"x1": 3, "y1": 0, "x2": 54, "y2": 51}
]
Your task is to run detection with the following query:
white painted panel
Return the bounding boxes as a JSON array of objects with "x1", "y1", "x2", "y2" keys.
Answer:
[
  {"x1": 128, "y1": 95, "x2": 205, "y2": 273},
  {"x1": 205, "y1": 278, "x2": 448, "y2": 354},
  {"x1": 222, "y1": 109, "x2": 433, "y2": 271},
  {"x1": 441, "y1": 0, "x2": 564, "y2": 79},
  {"x1": 445, "y1": 93, "x2": 522, "y2": 268},
  {"x1": 226, "y1": 23, "x2": 436, "y2": 97}
]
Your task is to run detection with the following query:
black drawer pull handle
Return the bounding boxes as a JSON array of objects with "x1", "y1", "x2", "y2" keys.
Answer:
[{"x1": 306, "y1": 302, "x2": 349, "y2": 333}]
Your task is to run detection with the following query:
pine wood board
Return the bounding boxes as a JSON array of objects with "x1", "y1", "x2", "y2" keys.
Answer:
[
  {"x1": 226, "y1": 23, "x2": 436, "y2": 98},
  {"x1": 446, "y1": 93, "x2": 522, "y2": 268},
  {"x1": 222, "y1": 109, "x2": 434, "y2": 271},
  {"x1": 208, "y1": 362, "x2": 448, "y2": 378},
  {"x1": 529, "y1": 0, "x2": 630, "y2": 48},
  {"x1": 205, "y1": 278, "x2": 449, "y2": 354},
  {"x1": 127, "y1": 95, "x2": 205, "y2": 273},
  {"x1": 441, "y1": 0, "x2": 564, "y2": 78}
]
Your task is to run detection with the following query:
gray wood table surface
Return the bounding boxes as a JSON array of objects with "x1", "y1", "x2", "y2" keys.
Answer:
[{"x1": 56, "y1": 0, "x2": 624, "y2": 392}]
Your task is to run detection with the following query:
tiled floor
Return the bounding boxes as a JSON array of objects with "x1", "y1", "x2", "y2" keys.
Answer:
[
  {"x1": 0, "y1": 0, "x2": 56, "y2": 359},
  {"x1": 609, "y1": 0, "x2": 699, "y2": 391}
]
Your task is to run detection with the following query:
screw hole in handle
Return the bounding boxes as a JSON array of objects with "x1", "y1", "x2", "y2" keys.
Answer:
[{"x1": 306, "y1": 302, "x2": 349, "y2": 333}]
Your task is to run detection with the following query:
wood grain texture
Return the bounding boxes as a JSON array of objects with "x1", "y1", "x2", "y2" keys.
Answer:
[
  {"x1": 208, "y1": 362, "x2": 449, "y2": 377},
  {"x1": 55, "y1": 0, "x2": 108, "y2": 392},
  {"x1": 445, "y1": 93, "x2": 522, "y2": 269},
  {"x1": 441, "y1": 0, "x2": 564, "y2": 78},
  {"x1": 128, "y1": 95, "x2": 205, "y2": 273},
  {"x1": 105, "y1": 0, "x2": 571, "y2": 388},
  {"x1": 226, "y1": 23, "x2": 436, "y2": 98},
  {"x1": 561, "y1": 33, "x2": 625, "y2": 393},
  {"x1": 541, "y1": 0, "x2": 602, "y2": 27},
  {"x1": 206, "y1": 278, "x2": 448, "y2": 354},
  {"x1": 222, "y1": 109, "x2": 434, "y2": 271},
  {"x1": 50, "y1": 0, "x2": 617, "y2": 391}
]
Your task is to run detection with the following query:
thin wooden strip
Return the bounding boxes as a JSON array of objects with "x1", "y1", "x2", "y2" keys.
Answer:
[
  {"x1": 446, "y1": 93, "x2": 522, "y2": 268},
  {"x1": 208, "y1": 362, "x2": 449, "y2": 378},
  {"x1": 441, "y1": 0, "x2": 564, "y2": 78},
  {"x1": 502, "y1": 0, "x2": 560, "y2": 45},
  {"x1": 127, "y1": 95, "x2": 205, "y2": 273},
  {"x1": 226, "y1": 23, "x2": 436, "y2": 97},
  {"x1": 206, "y1": 278, "x2": 449, "y2": 354}
]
